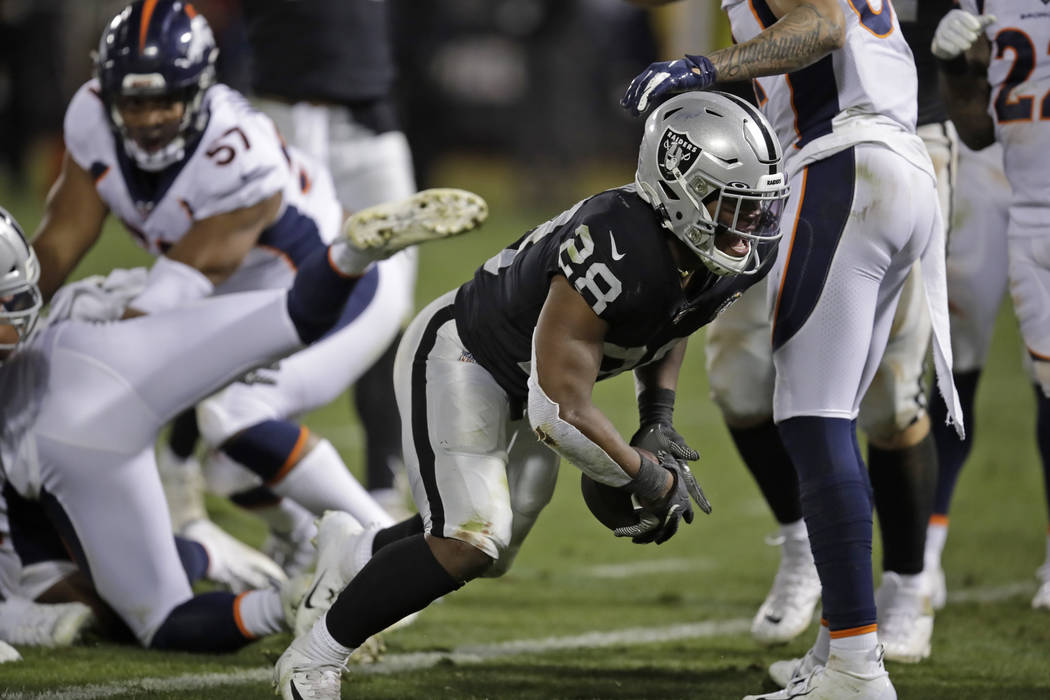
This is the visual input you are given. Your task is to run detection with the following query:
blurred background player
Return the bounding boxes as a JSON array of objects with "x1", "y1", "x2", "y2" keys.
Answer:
[
  {"x1": 235, "y1": 0, "x2": 416, "y2": 531},
  {"x1": 156, "y1": 0, "x2": 419, "y2": 560},
  {"x1": 932, "y1": 2, "x2": 1050, "y2": 611},
  {"x1": 622, "y1": 0, "x2": 962, "y2": 697},
  {"x1": 924, "y1": 137, "x2": 1012, "y2": 609},
  {"x1": 30, "y1": 0, "x2": 405, "y2": 573}
]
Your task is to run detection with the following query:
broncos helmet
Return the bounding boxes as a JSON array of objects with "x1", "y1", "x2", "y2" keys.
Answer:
[
  {"x1": 635, "y1": 91, "x2": 789, "y2": 276},
  {"x1": 0, "y1": 209, "x2": 41, "y2": 357},
  {"x1": 94, "y1": 0, "x2": 218, "y2": 171}
]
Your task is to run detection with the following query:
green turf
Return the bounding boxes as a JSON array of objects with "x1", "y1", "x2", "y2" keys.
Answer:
[{"x1": 2, "y1": 162, "x2": 1049, "y2": 699}]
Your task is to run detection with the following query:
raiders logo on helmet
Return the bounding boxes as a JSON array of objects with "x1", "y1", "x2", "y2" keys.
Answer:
[{"x1": 658, "y1": 129, "x2": 701, "y2": 181}]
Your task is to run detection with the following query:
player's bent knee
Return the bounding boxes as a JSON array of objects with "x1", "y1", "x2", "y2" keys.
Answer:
[{"x1": 427, "y1": 534, "x2": 494, "y2": 582}]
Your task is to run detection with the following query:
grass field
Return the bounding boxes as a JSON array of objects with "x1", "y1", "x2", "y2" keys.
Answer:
[{"x1": 1, "y1": 160, "x2": 1048, "y2": 699}]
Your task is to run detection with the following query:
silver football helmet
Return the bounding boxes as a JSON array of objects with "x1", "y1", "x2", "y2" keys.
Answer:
[
  {"x1": 0, "y1": 208, "x2": 41, "y2": 356},
  {"x1": 635, "y1": 91, "x2": 789, "y2": 276}
]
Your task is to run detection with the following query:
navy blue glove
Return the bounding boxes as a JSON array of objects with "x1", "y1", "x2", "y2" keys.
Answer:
[{"x1": 621, "y1": 54, "x2": 717, "y2": 116}]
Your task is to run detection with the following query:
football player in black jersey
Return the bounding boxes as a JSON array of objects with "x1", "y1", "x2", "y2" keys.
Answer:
[{"x1": 274, "y1": 90, "x2": 789, "y2": 699}]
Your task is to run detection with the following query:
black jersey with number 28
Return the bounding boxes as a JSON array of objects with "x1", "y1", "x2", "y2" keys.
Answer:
[{"x1": 453, "y1": 184, "x2": 777, "y2": 402}]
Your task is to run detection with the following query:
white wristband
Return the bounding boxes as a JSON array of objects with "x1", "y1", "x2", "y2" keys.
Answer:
[{"x1": 129, "y1": 255, "x2": 214, "y2": 314}]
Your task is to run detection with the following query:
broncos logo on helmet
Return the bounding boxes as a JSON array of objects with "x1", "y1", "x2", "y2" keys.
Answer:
[{"x1": 94, "y1": 0, "x2": 218, "y2": 171}]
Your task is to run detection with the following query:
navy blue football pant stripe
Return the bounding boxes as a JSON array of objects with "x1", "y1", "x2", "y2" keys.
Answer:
[
  {"x1": 779, "y1": 416, "x2": 877, "y2": 631},
  {"x1": 4, "y1": 483, "x2": 90, "y2": 581},
  {"x1": 411, "y1": 305, "x2": 455, "y2": 537},
  {"x1": 772, "y1": 147, "x2": 856, "y2": 351}
]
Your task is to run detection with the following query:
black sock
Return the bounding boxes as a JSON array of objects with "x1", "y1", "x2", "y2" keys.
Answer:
[
  {"x1": 1035, "y1": 386, "x2": 1050, "y2": 520},
  {"x1": 869, "y1": 432, "x2": 937, "y2": 575},
  {"x1": 931, "y1": 369, "x2": 979, "y2": 514},
  {"x1": 325, "y1": 534, "x2": 461, "y2": 648},
  {"x1": 355, "y1": 333, "x2": 404, "y2": 491},
  {"x1": 729, "y1": 419, "x2": 803, "y2": 524},
  {"x1": 372, "y1": 514, "x2": 425, "y2": 554},
  {"x1": 168, "y1": 410, "x2": 200, "y2": 460}
]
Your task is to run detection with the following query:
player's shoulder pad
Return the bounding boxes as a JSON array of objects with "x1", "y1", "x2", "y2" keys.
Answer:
[
  {"x1": 63, "y1": 79, "x2": 114, "y2": 173},
  {"x1": 556, "y1": 186, "x2": 670, "y2": 319},
  {"x1": 188, "y1": 84, "x2": 289, "y2": 220}
]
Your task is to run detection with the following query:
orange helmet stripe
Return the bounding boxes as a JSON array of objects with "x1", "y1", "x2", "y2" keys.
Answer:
[
  {"x1": 139, "y1": 0, "x2": 160, "y2": 53},
  {"x1": 185, "y1": 3, "x2": 197, "y2": 19}
]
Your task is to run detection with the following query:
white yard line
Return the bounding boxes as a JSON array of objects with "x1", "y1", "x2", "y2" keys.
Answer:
[
  {"x1": 2, "y1": 618, "x2": 750, "y2": 700},
  {"x1": 580, "y1": 557, "x2": 716, "y2": 579},
  {"x1": 3, "y1": 579, "x2": 1037, "y2": 699}
]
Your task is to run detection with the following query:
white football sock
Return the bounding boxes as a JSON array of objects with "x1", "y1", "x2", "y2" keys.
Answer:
[
  {"x1": 235, "y1": 589, "x2": 284, "y2": 637},
  {"x1": 780, "y1": 519, "x2": 813, "y2": 561},
  {"x1": 328, "y1": 240, "x2": 374, "y2": 277},
  {"x1": 272, "y1": 439, "x2": 393, "y2": 528},
  {"x1": 924, "y1": 518, "x2": 949, "y2": 565},
  {"x1": 304, "y1": 612, "x2": 353, "y2": 666},
  {"x1": 813, "y1": 619, "x2": 830, "y2": 664}
]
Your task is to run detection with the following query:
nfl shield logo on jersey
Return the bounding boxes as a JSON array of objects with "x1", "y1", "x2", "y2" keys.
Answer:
[{"x1": 658, "y1": 129, "x2": 701, "y2": 181}]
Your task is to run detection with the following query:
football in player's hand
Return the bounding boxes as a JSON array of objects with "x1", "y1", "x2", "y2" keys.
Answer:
[{"x1": 581, "y1": 474, "x2": 639, "y2": 530}]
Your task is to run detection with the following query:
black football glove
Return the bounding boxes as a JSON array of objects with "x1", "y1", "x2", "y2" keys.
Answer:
[
  {"x1": 616, "y1": 450, "x2": 712, "y2": 545},
  {"x1": 630, "y1": 387, "x2": 700, "y2": 461}
]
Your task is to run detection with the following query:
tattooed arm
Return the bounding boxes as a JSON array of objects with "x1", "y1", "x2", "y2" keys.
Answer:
[{"x1": 709, "y1": 0, "x2": 845, "y2": 83}]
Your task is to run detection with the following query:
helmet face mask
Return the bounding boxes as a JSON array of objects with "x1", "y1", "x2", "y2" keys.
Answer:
[
  {"x1": 0, "y1": 210, "x2": 41, "y2": 360},
  {"x1": 94, "y1": 1, "x2": 217, "y2": 172},
  {"x1": 635, "y1": 91, "x2": 790, "y2": 276}
]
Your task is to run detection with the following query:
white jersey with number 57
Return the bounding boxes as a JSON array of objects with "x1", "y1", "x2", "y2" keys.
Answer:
[
  {"x1": 959, "y1": 0, "x2": 1050, "y2": 229},
  {"x1": 62, "y1": 80, "x2": 343, "y2": 293},
  {"x1": 723, "y1": 0, "x2": 930, "y2": 176}
]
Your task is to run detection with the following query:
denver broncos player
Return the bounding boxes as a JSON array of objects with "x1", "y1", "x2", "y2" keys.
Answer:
[
  {"x1": 932, "y1": 0, "x2": 1050, "y2": 611},
  {"x1": 0, "y1": 188, "x2": 485, "y2": 651},
  {"x1": 30, "y1": 0, "x2": 403, "y2": 558},
  {"x1": 623, "y1": 0, "x2": 963, "y2": 698},
  {"x1": 272, "y1": 90, "x2": 789, "y2": 700}
]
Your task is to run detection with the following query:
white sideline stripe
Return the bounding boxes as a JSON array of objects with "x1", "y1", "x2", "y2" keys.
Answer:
[
  {"x1": 946, "y1": 581, "x2": 1035, "y2": 603},
  {"x1": 2, "y1": 618, "x2": 750, "y2": 700},
  {"x1": 581, "y1": 557, "x2": 716, "y2": 579},
  {"x1": 5, "y1": 579, "x2": 1038, "y2": 699}
]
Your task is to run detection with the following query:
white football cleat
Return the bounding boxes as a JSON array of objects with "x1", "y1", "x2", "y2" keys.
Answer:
[
  {"x1": 156, "y1": 444, "x2": 208, "y2": 530},
  {"x1": 273, "y1": 634, "x2": 344, "y2": 700},
  {"x1": 295, "y1": 511, "x2": 366, "y2": 638},
  {"x1": 876, "y1": 571, "x2": 933, "y2": 663},
  {"x1": 263, "y1": 526, "x2": 318, "y2": 579},
  {"x1": 768, "y1": 646, "x2": 824, "y2": 688},
  {"x1": 923, "y1": 560, "x2": 947, "y2": 610},
  {"x1": 0, "y1": 640, "x2": 20, "y2": 663},
  {"x1": 0, "y1": 598, "x2": 94, "y2": 647},
  {"x1": 1032, "y1": 563, "x2": 1050, "y2": 609},
  {"x1": 752, "y1": 542, "x2": 822, "y2": 645},
  {"x1": 344, "y1": 188, "x2": 488, "y2": 260},
  {"x1": 745, "y1": 645, "x2": 896, "y2": 699},
  {"x1": 182, "y1": 518, "x2": 287, "y2": 592}
]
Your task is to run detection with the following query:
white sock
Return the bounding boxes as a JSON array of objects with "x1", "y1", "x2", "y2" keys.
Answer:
[
  {"x1": 303, "y1": 612, "x2": 353, "y2": 666},
  {"x1": 813, "y1": 620, "x2": 830, "y2": 664},
  {"x1": 830, "y1": 629, "x2": 878, "y2": 655},
  {"x1": 272, "y1": 439, "x2": 394, "y2": 528},
  {"x1": 235, "y1": 589, "x2": 284, "y2": 637},
  {"x1": 328, "y1": 240, "x2": 375, "y2": 277},
  {"x1": 924, "y1": 518, "x2": 949, "y2": 566},
  {"x1": 780, "y1": 519, "x2": 813, "y2": 561}
]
